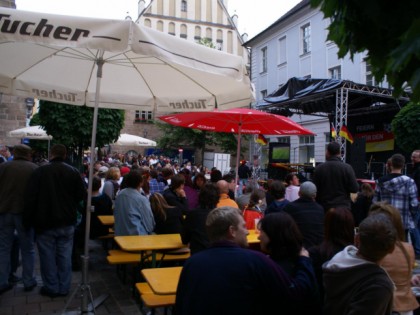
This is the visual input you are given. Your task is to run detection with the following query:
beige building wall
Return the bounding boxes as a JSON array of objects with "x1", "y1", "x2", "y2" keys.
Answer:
[
  {"x1": 116, "y1": 0, "x2": 249, "y2": 160},
  {"x1": 136, "y1": 0, "x2": 247, "y2": 61}
]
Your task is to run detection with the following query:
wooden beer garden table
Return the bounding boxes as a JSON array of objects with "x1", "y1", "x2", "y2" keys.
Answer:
[
  {"x1": 247, "y1": 229, "x2": 260, "y2": 244},
  {"x1": 141, "y1": 266, "x2": 182, "y2": 295},
  {"x1": 97, "y1": 215, "x2": 114, "y2": 226},
  {"x1": 114, "y1": 234, "x2": 186, "y2": 267},
  {"x1": 140, "y1": 231, "x2": 260, "y2": 296}
]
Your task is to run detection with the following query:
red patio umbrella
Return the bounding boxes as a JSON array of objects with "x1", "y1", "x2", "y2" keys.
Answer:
[{"x1": 159, "y1": 108, "x2": 315, "y2": 194}]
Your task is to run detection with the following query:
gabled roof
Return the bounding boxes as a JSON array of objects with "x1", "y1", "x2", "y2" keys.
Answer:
[{"x1": 244, "y1": 0, "x2": 311, "y2": 45}]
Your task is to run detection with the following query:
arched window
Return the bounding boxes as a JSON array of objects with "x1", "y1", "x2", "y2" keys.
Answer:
[
  {"x1": 206, "y1": 27, "x2": 212, "y2": 41},
  {"x1": 216, "y1": 29, "x2": 223, "y2": 50},
  {"x1": 157, "y1": 20, "x2": 163, "y2": 32},
  {"x1": 169, "y1": 22, "x2": 175, "y2": 36},
  {"x1": 180, "y1": 24, "x2": 187, "y2": 39},
  {"x1": 181, "y1": 0, "x2": 187, "y2": 12},
  {"x1": 194, "y1": 26, "x2": 201, "y2": 42},
  {"x1": 144, "y1": 19, "x2": 151, "y2": 28}
]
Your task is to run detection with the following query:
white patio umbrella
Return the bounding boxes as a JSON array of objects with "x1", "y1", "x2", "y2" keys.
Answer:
[
  {"x1": 111, "y1": 133, "x2": 156, "y2": 147},
  {"x1": 0, "y1": 9, "x2": 253, "y2": 111},
  {"x1": 9, "y1": 125, "x2": 52, "y2": 158},
  {"x1": 8, "y1": 125, "x2": 52, "y2": 140},
  {"x1": 0, "y1": 7, "x2": 254, "y2": 314}
]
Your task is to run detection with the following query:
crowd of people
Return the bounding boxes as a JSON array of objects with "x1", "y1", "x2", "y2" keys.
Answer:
[{"x1": 1, "y1": 142, "x2": 420, "y2": 314}]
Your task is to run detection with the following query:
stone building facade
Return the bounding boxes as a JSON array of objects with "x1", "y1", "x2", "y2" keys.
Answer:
[
  {"x1": 0, "y1": 0, "x2": 246, "y2": 161},
  {"x1": 0, "y1": 0, "x2": 27, "y2": 147}
]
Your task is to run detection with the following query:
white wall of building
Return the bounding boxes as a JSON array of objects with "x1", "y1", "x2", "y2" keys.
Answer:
[{"x1": 247, "y1": 1, "x2": 386, "y2": 164}]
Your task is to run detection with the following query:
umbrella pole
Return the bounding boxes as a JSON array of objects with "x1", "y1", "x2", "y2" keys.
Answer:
[
  {"x1": 62, "y1": 52, "x2": 108, "y2": 315},
  {"x1": 234, "y1": 125, "x2": 242, "y2": 199}
]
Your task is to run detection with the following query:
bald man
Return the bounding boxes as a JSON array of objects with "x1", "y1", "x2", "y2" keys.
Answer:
[{"x1": 216, "y1": 180, "x2": 239, "y2": 208}]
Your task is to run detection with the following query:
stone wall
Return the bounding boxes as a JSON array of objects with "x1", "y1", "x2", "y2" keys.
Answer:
[
  {"x1": 0, "y1": 93, "x2": 27, "y2": 146},
  {"x1": 0, "y1": 1, "x2": 22, "y2": 146}
]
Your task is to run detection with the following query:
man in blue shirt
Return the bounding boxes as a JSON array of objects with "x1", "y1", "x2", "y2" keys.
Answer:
[{"x1": 114, "y1": 170, "x2": 155, "y2": 236}]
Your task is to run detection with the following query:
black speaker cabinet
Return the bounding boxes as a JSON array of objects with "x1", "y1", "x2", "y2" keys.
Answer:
[
  {"x1": 267, "y1": 164, "x2": 289, "y2": 180},
  {"x1": 347, "y1": 137, "x2": 366, "y2": 178}
]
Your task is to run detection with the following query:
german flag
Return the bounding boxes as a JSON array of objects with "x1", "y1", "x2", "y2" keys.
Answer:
[
  {"x1": 255, "y1": 134, "x2": 268, "y2": 146},
  {"x1": 339, "y1": 124, "x2": 354, "y2": 144},
  {"x1": 331, "y1": 123, "x2": 337, "y2": 139}
]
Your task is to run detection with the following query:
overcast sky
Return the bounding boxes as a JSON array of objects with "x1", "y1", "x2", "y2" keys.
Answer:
[{"x1": 16, "y1": 0, "x2": 302, "y2": 39}]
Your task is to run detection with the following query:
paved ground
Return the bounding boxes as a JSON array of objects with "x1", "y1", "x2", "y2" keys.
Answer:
[
  {"x1": 2, "y1": 238, "x2": 420, "y2": 315},
  {"x1": 0, "y1": 239, "x2": 158, "y2": 315}
]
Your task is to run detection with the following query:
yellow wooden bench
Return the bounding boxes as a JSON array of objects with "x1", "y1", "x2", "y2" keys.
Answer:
[
  {"x1": 107, "y1": 249, "x2": 190, "y2": 283},
  {"x1": 107, "y1": 249, "x2": 190, "y2": 264},
  {"x1": 135, "y1": 282, "x2": 175, "y2": 315},
  {"x1": 136, "y1": 282, "x2": 154, "y2": 295}
]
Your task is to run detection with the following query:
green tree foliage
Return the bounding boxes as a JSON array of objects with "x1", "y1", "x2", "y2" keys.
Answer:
[
  {"x1": 311, "y1": 0, "x2": 420, "y2": 101},
  {"x1": 156, "y1": 122, "x2": 244, "y2": 160},
  {"x1": 212, "y1": 132, "x2": 243, "y2": 153},
  {"x1": 391, "y1": 102, "x2": 420, "y2": 153},
  {"x1": 156, "y1": 121, "x2": 213, "y2": 151},
  {"x1": 198, "y1": 38, "x2": 216, "y2": 49},
  {"x1": 36, "y1": 101, "x2": 125, "y2": 165}
]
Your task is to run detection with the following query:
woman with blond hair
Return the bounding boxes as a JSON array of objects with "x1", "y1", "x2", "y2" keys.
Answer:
[
  {"x1": 370, "y1": 202, "x2": 419, "y2": 315},
  {"x1": 102, "y1": 166, "x2": 121, "y2": 202}
]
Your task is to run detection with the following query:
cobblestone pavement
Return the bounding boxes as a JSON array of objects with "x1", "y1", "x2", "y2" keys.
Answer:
[{"x1": 0, "y1": 239, "x2": 162, "y2": 315}]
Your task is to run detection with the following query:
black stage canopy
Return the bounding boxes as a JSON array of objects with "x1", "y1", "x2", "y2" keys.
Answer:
[{"x1": 256, "y1": 77, "x2": 410, "y2": 119}]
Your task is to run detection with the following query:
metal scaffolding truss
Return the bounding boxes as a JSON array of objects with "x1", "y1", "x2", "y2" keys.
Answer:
[
  {"x1": 254, "y1": 77, "x2": 411, "y2": 165},
  {"x1": 335, "y1": 88, "x2": 349, "y2": 161},
  {"x1": 342, "y1": 80, "x2": 397, "y2": 97},
  {"x1": 332, "y1": 83, "x2": 409, "y2": 161}
]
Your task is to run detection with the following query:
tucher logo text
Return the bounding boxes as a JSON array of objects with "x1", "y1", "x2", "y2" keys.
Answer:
[
  {"x1": 169, "y1": 99, "x2": 209, "y2": 110},
  {"x1": 32, "y1": 88, "x2": 77, "y2": 102},
  {"x1": 0, "y1": 14, "x2": 90, "y2": 41}
]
